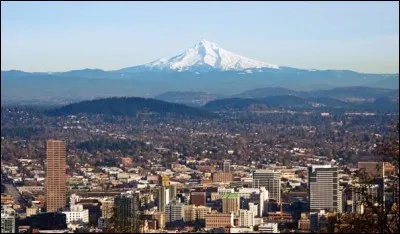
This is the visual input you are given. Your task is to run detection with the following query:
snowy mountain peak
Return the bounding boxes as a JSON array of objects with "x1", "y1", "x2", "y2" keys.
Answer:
[
  {"x1": 196, "y1": 39, "x2": 219, "y2": 49},
  {"x1": 144, "y1": 40, "x2": 279, "y2": 71}
]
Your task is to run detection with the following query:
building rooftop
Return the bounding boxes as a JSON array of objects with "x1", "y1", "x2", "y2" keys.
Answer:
[
  {"x1": 310, "y1": 164, "x2": 334, "y2": 172},
  {"x1": 223, "y1": 193, "x2": 238, "y2": 199},
  {"x1": 253, "y1": 169, "x2": 279, "y2": 174}
]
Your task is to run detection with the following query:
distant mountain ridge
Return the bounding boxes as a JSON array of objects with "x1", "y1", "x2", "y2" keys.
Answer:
[
  {"x1": 154, "y1": 86, "x2": 399, "y2": 107},
  {"x1": 204, "y1": 94, "x2": 398, "y2": 112},
  {"x1": 1, "y1": 40, "x2": 399, "y2": 105},
  {"x1": 234, "y1": 86, "x2": 399, "y2": 100},
  {"x1": 202, "y1": 86, "x2": 399, "y2": 111}
]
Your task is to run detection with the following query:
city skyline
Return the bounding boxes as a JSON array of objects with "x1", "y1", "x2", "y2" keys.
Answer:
[{"x1": 1, "y1": 1, "x2": 399, "y2": 233}]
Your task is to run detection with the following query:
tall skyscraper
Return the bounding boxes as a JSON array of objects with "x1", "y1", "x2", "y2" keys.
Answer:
[
  {"x1": 223, "y1": 160, "x2": 231, "y2": 173},
  {"x1": 259, "y1": 186, "x2": 269, "y2": 216},
  {"x1": 308, "y1": 165, "x2": 338, "y2": 212},
  {"x1": 253, "y1": 170, "x2": 281, "y2": 203},
  {"x1": 114, "y1": 191, "x2": 140, "y2": 233},
  {"x1": 46, "y1": 140, "x2": 67, "y2": 212},
  {"x1": 158, "y1": 187, "x2": 170, "y2": 212},
  {"x1": 169, "y1": 185, "x2": 177, "y2": 202}
]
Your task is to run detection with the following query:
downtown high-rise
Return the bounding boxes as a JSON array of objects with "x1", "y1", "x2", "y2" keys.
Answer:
[
  {"x1": 158, "y1": 186, "x2": 170, "y2": 213},
  {"x1": 308, "y1": 165, "x2": 338, "y2": 212},
  {"x1": 46, "y1": 140, "x2": 67, "y2": 212},
  {"x1": 253, "y1": 170, "x2": 281, "y2": 203},
  {"x1": 114, "y1": 191, "x2": 140, "y2": 233},
  {"x1": 165, "y1": 201, "x2": 184, "y2": 228},
  {"x1": 223, "y1": 160, "x2": 231, "y2": 173}
]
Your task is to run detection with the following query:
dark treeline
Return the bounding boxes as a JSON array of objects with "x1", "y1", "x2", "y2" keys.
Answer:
[{"x1": 45, "y1": 97, "x2": 216, "y2": 118}]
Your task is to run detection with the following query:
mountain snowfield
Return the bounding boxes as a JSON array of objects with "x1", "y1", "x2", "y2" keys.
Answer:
[{"x1": 137, "y1": 40, "x2": 279, "y2": 72}]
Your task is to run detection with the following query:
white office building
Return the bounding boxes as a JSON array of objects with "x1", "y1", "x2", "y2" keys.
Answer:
[
  {"x1": 166, "y1": 201, "x2": 184, "y2": 227},
  {"x1": 248, "y1": 202, "x2": 258, "y2": 217},
  {"x1": 238, "y1": 209, "x2": 254, "y2": 227},
  {"x1": 62, "y1": 204, "x2": 89, "y2": 224},
  {"x1": 308, "y1": 165, "x2": 338, "y2": 212},
  {"x1": 258, "y1": 223, "x2": 279, "y2": 233},
  {"x1": 259, "y1": 186, "x2": 269, "y2": 216}
]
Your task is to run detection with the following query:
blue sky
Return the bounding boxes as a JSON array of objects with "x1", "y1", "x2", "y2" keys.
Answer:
[{"x1": 1, "y1": 1, "x2": 399, "y2": 73}]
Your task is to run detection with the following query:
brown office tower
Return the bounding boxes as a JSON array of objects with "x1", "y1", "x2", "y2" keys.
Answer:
[
  {"x1": 358, "y1": 162, "x2": 384, "y2": 180},
  {"x1": 212, "y1": 172, "x2": 233, "y2": 183},
  {"x1": 46, "y1": 140, "x2": 67, "y2": 212},
  {"x1": 222, "y1": 193, "x2": 239, "y2": 214},
  {"x1": 190, "y1": 191, "x2": 206, "y2": 206}
]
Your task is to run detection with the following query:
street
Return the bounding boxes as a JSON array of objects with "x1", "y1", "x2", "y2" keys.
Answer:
[{"x1": 1, "y1": 179, "x2": 29, "y2": 208}]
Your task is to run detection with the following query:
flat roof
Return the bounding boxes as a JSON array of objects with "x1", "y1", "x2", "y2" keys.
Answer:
[{"x1": 223, "y1": 193, "x2": 238, "y2": 199}]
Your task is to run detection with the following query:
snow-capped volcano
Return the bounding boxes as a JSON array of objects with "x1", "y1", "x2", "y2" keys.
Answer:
[{"x1": 143, "y1": 40, "x2": 279, "y2": 71}]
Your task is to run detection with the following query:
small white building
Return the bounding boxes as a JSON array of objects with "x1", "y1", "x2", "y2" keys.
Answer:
[
  {"x1": 62, "y1": 204, "x2": 89, "y2": 224},
  {"x1": 1, "y1": 211, "x2": 15, "y2": 233},
  {"x1": 238, "y1": 209, "x2": 254, "y2": 227},
  {"x1": 258, "y1": 223, "x2": 279, "y2": 233}
]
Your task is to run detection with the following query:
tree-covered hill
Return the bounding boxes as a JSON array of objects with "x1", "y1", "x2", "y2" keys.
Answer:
[{"x1": 45, "y1": 97, "x2": 216, "y2": 118}]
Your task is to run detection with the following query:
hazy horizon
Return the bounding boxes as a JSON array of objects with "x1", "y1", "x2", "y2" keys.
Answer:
[{"x1": 1, "y1": 1, "x2": 399, "y2": 73}]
